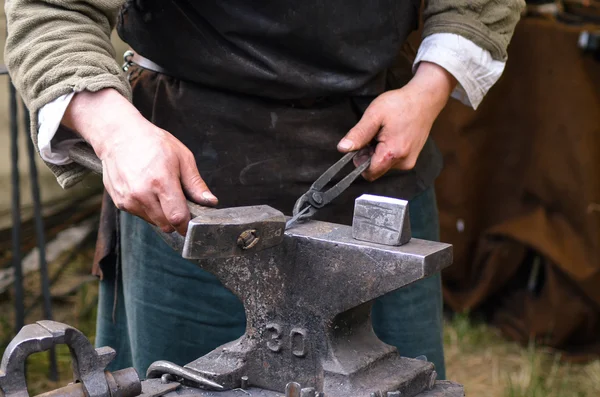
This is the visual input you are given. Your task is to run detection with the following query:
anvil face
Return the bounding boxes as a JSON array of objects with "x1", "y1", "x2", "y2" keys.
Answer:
[{"x1": 180, "y1": 219, "x2": 453, "y2": 397}]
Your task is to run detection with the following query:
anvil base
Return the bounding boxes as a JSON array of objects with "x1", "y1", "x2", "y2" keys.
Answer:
[{"x1": 162, "y1": 381, "x2": 464, "y2": 396}]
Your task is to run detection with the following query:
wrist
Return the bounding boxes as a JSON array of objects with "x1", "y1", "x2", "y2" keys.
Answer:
[
  {"x1": 62, "y1": 88, "x2": 138, "y2": 158},
  {"x1": 405, "y1": 61, "x2": 457, "y2": 114}
]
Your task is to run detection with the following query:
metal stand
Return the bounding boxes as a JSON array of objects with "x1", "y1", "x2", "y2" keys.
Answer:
[
  {"x1": 6, "y1": 74, "x2": 58, "y2": 380},
  {"x1": 8, "y1": 81, "x2": 24, "y2": 334}
]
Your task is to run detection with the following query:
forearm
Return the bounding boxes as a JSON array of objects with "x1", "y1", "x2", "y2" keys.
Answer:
[
  {"x1": 406, "y1": 61, "x2": 457, "y2": 116},
  {"x1": 62, "y1": 89, "x2": 141, "y2": 159}
]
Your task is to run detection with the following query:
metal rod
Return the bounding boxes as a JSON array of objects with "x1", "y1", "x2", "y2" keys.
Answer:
[
  {"x1": 9, "y1": 81, "x2": 25, "y2": 334},
  {"x1": 285, "y1": 382, "x2": 301, "y2": 397},
  {"x1": 23, "y1": 106, "x2": 58, "y2": 380},
  {"x1": 34, "y1": 368, "x2": 142, "y2": 397}
]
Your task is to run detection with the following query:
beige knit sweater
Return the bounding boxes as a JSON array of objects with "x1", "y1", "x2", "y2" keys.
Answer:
[{"x1": 4, "y1": 0, "x2": 524, "y2": 188}]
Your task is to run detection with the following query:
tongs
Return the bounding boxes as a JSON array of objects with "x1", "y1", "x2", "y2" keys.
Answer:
[{"x1": 286, "y1": 151, "x2": 371, "y2": 229}]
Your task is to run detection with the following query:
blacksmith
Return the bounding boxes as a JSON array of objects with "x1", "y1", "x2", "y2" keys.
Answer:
[{"x1": 5, "y1": 0, "x2": 524, "y2": 379}]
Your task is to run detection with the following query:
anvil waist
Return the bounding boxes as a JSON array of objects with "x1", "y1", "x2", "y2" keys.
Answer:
[{"x1": 116, "y1": 0, "x2": 419, "y2": 99}]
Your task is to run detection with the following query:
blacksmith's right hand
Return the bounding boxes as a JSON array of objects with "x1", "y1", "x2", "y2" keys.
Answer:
[{"x1": 62, "y1": 88, "x2": 218, "y2": 235}]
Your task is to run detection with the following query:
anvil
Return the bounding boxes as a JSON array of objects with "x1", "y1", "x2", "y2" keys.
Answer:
[
  {"x1": 148, "y1": 195, "x2": 463, "y2": 397},
  {"x1": 1, "y1": 181, "x2": 464, "y2": 396}
]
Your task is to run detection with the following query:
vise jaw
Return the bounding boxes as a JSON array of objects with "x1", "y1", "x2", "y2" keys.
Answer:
[{"x1": 153, "y1": 195, "x2": 463, "y2": 397}]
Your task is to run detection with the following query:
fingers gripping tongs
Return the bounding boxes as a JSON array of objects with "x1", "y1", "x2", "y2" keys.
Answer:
[{"x1": 286, "y1": 151, "x2": 371, "y2": 229}]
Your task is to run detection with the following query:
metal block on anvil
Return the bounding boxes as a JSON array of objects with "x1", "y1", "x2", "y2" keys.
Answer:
[
  {"x1": 353, "y1": 194, "x2": 411, "y2": 246},
  {"x1": 152, "y1": 200, "x2": 455, "y2": 397}
]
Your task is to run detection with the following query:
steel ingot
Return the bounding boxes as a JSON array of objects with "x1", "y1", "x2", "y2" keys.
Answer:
[{"x1": 352, "y1": 194, "x2": 411, "y2": 246}]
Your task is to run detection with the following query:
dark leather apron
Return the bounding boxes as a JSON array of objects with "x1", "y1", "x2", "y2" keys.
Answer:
[{"x1": 93, "y1": 0, "x2": 443, "y2": 277}]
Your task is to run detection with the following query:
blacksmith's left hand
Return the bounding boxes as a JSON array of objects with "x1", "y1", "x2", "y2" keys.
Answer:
[{"x1": 337, "y1": 61, "x2": 457, "y2": 181}]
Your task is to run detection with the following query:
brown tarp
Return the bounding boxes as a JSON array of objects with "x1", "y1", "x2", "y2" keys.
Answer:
[{"x1": 430, "y1": 17, "x2": 600, "y2": 360}]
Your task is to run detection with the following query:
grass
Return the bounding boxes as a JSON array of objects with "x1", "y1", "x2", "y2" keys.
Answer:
[
  {"x1": 1, "y1": 245, "x2": 599, "y2": 396},
  {"x1": 445, "y1": 312, "x2": 600, "y2": 397}
]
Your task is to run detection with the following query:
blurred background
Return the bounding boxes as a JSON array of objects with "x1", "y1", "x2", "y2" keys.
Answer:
[{"x1": 0, "y1": 1, "x2": 599, "y2": 396}]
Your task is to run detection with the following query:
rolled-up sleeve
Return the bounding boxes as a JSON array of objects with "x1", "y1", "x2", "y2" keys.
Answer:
[
  {"x1": 423, "y1": 0, "x2": 526, "y2": 61},
  {"x1": 414, "y1": 33, "x2": 506, "y2": 109},
  {"x1": 4, "y1": 0, "x2": 130, "y2": 188}
]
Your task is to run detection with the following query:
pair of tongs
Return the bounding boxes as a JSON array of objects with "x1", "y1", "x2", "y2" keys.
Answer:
[{"x1": 286, "y1": 151, "x2": 371, "y2": 229}]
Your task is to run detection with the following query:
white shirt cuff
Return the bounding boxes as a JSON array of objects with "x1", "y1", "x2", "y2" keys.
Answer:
[
  {"x1": 414, "y1": 33, "x2": 506, "y2": 109},
  {"x1": 38, "y1": 92, "x2": 83, "y2": 165}
]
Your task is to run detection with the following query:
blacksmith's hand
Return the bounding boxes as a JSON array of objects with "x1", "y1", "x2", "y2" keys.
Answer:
[
  {"x1": 62, "y1": 88, "x2": 218, "y2": 235},
  {"x1": 337, "y1": 61, "x2": 457, "y2": 181}
]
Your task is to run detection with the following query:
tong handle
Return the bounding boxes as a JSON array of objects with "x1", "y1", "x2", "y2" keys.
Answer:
[
  {"x1": 318, "y1": 155, "x2": 371, "y2": 207},
  {"x1": 310, "y1": 151, "x2": 357, "y2": 191},
  {"x1": 69, "y1": 142, "x2": 102, "y2": 174},
  {"x1": 309, "y1": 151, "x2": 371, "y2": 209}
]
